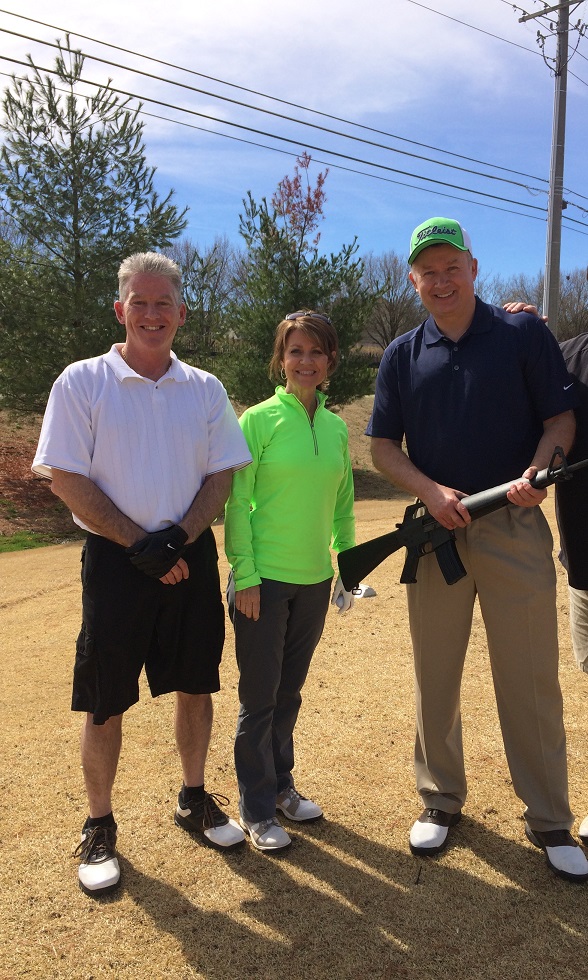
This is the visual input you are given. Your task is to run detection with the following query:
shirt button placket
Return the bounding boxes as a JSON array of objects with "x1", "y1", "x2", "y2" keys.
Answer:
[{"x1": 152, "y1": 383, "x2": 168, "y2": 461}]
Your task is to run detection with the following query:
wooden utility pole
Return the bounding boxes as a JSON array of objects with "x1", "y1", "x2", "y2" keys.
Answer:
[{"x1": 519, "y1": 2, "x2": 574, "y2": 335}]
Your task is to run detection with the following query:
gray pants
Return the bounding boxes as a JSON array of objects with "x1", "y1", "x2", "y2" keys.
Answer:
[{"x1": 228, "y1": 575, "x2": 331, "y2": 822}]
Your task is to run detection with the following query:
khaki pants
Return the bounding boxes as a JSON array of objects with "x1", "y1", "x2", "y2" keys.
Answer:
[
  {"x1": 568, "y1": 586, "x2": 588, "y2": 673},
  {"x1": 407, "y1": 505, "x2": 572, "y2": 832}
]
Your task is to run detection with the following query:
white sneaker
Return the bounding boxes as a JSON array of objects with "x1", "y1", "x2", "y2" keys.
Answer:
[
  {"x1": 579, "y1": 815, "x2": 588, "y2": 846},
  {"x1": 525, "y1": 825, "x2": 588, "y2": 883},
  {"x1": 75, "y1": 824, "x2": 121, "y2": 896},
  {"x1": 409, "y1": 808, "x2": 462, "y2": 856},
  {"x1": 240, "y1": 817, "x2": 292, "y2": 852},
  {"x1": 276, "y1": 787, "x2": 323, "y2": 822}
]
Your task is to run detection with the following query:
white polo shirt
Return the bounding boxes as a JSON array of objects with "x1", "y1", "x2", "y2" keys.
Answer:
[{"x1": 32, "y1": 346, "x2": 252, "y2": 533}]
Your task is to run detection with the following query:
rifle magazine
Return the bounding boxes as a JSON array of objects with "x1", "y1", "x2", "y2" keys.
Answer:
[{"x1": 435, "y1": 536, "x2": 467, "y2": 585}]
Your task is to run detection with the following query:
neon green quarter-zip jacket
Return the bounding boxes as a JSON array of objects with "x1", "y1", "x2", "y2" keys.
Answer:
[{"x1": 225, "y1": 386, "x2": 355, "y2": 589}]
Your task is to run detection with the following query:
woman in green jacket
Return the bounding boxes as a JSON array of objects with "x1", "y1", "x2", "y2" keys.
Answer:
[{"x1": 225, "y1": 311, "x2": 355, "y2": 852}]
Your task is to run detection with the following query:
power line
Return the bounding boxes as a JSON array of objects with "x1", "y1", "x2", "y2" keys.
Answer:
[
  {"x1": 128, "y1": 108, "x2": 587, "y2": 233},
  {"x1": 0, "y1": 25, "x2": 554, "y2": 201},
  {"x1": 406, "y1": 1, "x2": 588, "y2": 87},
  {"x1": 3, "y1": 65, "x2": 579, "y2": 235},
  {"x1": 403, "y1": 0, "x2": 542, "y2": 51},
  {"x1": 0, "y1": 8, "x2": 586, "y2": 235},
  {"x1": 1, "y1": 53, "x2": 587, "y2": 235},
  {"x1": 0, "y1": 5, "x2": 549, "y2": 186},
  {"x1": 1, "y1": 24, "x2": 582, "y2": 213},
  {"x1": 569, "y1": 67, "x2": 588, "y2": 85},
  {"x1": 1, "y1": 7, "x2": 586, "y2": 205},
  {"x1": 0, "y1": 54, "x2": 562, "y2": 221},
  {"x1": 398, "y1": 0, "x2": 588, "y2": 205}
]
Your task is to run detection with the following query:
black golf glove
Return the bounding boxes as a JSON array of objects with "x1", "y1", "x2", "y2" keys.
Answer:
[{"x1": 125, "y1": 524, "x2": 189, "y2": 578}]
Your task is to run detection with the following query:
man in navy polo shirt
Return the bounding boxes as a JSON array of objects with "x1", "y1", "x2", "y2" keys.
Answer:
[{"x1": 367, "y1": 216, "x2": 588, "y2": 883}]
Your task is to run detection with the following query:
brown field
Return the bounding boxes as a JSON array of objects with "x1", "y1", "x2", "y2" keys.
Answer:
[{"x1": 1, "y1": 402, "x2": 587, "y2": 979}]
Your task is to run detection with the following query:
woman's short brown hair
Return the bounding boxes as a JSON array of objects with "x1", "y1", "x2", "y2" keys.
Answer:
[{"x1": 269, "y1": 311, "x2": 339, "y2": 389}]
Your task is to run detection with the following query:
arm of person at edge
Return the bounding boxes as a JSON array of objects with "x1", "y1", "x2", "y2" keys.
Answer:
[
  {"x1": 503, "y1": 301, "x2": 546, "y2": 322},
  {"x1": 371, "y1": 410, "x2": 576, "y2": 529},
  {"x1": 49, "y1": 468, "x2": 233, "y2": 586}
]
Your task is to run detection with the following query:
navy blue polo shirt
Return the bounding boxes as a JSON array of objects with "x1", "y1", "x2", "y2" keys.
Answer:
[{"x1": 367, "y1": 297, "x2": 574, "y2": 495}]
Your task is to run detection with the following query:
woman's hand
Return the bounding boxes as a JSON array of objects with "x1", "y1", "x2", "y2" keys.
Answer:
[{"x1": 235, "y1": 585, "x2": 261, "y2": 620}]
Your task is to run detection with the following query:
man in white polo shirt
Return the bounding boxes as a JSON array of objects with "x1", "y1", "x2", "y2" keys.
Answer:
[{"x1": 33, "y1": 252, "x2": 252, "y2": 897}]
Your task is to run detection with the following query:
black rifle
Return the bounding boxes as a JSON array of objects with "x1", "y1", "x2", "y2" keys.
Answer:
[{"x1": 338, "y1": 448, "x2": 588, "y2": 592}]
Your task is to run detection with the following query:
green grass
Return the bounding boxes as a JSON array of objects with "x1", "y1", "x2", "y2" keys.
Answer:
[
  {"x1": 0, "y1": 500, "x2": 19, "y2": 520},
  {"x1": 0, "y1": 531, "x2": 55, "y2": 553}
]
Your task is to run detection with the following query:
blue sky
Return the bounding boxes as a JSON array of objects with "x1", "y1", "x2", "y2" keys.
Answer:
[{"x1": 1, "y1": 0, "x2": 587, "y2": 282}]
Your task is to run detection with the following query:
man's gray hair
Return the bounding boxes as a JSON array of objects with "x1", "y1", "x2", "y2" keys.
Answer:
[{"x1": 118, "y1": 252, "x2": 183, "y2": 303}]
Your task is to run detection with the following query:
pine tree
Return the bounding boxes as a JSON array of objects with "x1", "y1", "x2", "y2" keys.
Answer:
[{"x1": 0, "y1": 38, "x2": 187, "y2": 409}]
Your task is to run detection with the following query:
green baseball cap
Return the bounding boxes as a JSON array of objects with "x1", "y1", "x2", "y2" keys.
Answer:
[{"x1": 408, "y1": 217, "x2": 472, "y2": 265}]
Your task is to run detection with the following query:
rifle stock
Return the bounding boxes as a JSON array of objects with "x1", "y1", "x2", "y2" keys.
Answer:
[
  {"x1": 338, "y1": 527, "x2": 405, "y2": 589},
  {"x1": 338, "y1": 448, "x2": 588, "y2": 591}
]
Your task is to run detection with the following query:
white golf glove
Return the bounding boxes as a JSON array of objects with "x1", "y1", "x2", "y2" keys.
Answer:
[{"x1": 331, "y1": 574, "x2": 354, "y2": 615}]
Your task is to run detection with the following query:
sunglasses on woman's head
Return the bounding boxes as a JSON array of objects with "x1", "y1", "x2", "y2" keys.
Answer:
[{"x1": 285, "y1": 310, "x2": 332, "y2": 325}]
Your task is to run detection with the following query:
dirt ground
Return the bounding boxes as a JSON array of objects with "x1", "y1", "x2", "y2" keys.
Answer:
[{"x1": 1, "y1": 403, "x2": 587, "y2": 979}]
